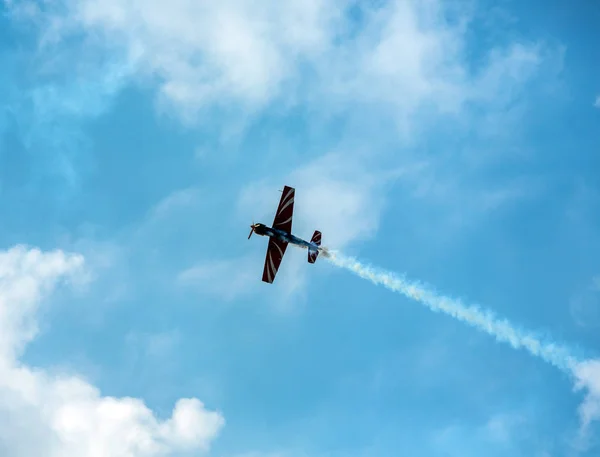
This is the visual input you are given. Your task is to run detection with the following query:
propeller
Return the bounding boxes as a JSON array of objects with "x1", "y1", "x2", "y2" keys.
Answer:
[{"x1": 248, "y1": 221, "x2": 256, "y2": 239}]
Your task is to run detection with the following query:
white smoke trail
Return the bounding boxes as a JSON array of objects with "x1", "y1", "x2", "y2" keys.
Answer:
[
  {"x1": 325, "y1": 250, "x2": 600, "y2": 442},
  {"x1": 325, "y1": 250, "x2": 580, "y2": 374}
]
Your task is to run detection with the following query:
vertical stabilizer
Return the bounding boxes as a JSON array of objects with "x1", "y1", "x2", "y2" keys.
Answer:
[{"x1": 308, "y1": 230, "x2": 321, "y2": 263}]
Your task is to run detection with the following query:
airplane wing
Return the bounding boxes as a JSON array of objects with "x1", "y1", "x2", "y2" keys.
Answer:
[
  {"x1": 271, "y1": 186, "x2": 294, "y2": 234},
  {"x1": 262, "y1": 237, "x2": 288, "y2": 283}
]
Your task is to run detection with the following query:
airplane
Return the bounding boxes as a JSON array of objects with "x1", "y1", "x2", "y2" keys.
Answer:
[{"x1": 248, "y1": 185, "x2": 324, "y2": 283}]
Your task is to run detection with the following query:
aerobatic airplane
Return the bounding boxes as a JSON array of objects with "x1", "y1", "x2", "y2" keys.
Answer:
[{"x1": 248, "y1": 185, "x2": 324, "y2": 283}]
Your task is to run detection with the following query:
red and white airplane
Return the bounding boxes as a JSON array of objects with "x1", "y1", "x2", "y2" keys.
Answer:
[{"x1": 248, "y1": 186, "x2": 324, "y2": 283}]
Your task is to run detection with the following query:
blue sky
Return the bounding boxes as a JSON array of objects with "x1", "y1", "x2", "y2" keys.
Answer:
[{"x1": 0, "y1": 0, "x2": 599, "y2": 456}]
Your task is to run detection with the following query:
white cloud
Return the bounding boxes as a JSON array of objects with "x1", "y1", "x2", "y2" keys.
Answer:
[
  {"x1": 179, "y1": 253, "x2": 311, "y2": 312},
  {"x1": 316, "y1": 0, "x2": 472, "y2": 132},
  {"x1": 11, "y1": 0, "x2": 554, "y2": 129},
  {"x1": 574, "y1": 359, "x2": 600, "y2": 429},
  {"x1": 483, "y1": 414, "x2": 524, "y2": 443},
  {"x1": 41, "y1": 0, "x2": 345, "y2": 120},
  {"x1": 125, "y1": 330, "x2": 182, "y2": 361},
  {"x1": 431, "y1": 412, "x2": 530, "y2": 455},
  {"x1": 573, "y1": 359, "x2": 600, "y2": 453},
  {"x1": 570, "y1": 277, "x2": 600, "y2": 329},
  {"x1": 148, "y1": 187, "x2": 203, "y2": 222},
  {"x1": 0, "y1": 245, "x2": 84, "y2": 360},
  {"x1": 178, "y1": 256, "x2": 260, "y2": 302},
  {"x1": 0, "y1": 245, "x2": 224, "y2": 457}
]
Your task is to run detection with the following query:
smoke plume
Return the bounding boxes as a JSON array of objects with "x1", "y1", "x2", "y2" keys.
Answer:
[{"x1": 325, "y1": 250, "x2": 600, "y2": 436}]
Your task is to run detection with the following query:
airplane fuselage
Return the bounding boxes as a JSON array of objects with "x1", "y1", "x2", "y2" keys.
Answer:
[{"x1": 253, "y1": 223, "x2": 317, "y2": 250}]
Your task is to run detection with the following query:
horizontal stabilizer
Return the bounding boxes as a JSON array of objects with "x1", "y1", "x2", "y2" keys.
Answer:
[{"x1": 310, "y1": 230, "x2": 321, "y2": 246}]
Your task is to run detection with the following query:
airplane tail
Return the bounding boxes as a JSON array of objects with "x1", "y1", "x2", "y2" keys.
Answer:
[{"x1": 308, "y1": 230, "x2": 321, "y2": 264}]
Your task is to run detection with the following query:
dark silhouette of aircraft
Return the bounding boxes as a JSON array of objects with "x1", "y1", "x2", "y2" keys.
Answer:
[{"x1": 248, "y1": 186, "x2": 323, "y2": 283}]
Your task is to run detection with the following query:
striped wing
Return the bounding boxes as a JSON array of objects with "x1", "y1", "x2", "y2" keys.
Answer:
[
  {"x1": 272, "y1": 186, "x2": 294, "y2": 234},
  {"x1": 262, "y1": 237, "x2": 288, "y2": 284}
]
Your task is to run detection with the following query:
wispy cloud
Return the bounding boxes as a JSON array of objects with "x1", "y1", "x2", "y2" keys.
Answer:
[
  {"x1": 178, "y1": 256, "x2": 259, "y2": 302},
  {"x1": 0, "y1": 11, "x2": 132, "y2": 201},
  {"x1": 432, "y1": 412, "x2": 532, "y2": 455},
  {"x1": 7, "y1": 0, "x2": 559, "y2": 131},
  {"x1": 147, "y1": 187, "x2": 203, "y2": 222},
  {"x1": 575, "y1": 360, "x2": 600, "y2": 425},
  {"x1": 594, "y1": 95, "x2": 600, "y2": 108},
  {"x1": 569, "y1": 277, "x2": 600, "y2": 330},
  {"x1": 574, "y1": 360, "x2": 600, "y2": 451},
  {"x1": 29, "y1": 0, "x2": 346, "y2": 120},
  {"x1": 125, "y1": 329, "x2": 182, "y2": 361}
]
